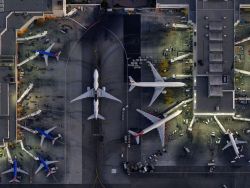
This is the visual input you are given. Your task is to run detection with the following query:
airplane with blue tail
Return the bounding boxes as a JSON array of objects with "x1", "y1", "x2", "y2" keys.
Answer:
[
  {"x1": 35, "y1": 156, "x2": 59, "y2": 177},
  {"x1": 1, "y1": 157, "x2": 29, "y2": 183},
  {"x1": 33, "y1": 43, "x2": 61, "y2": 66},
  {"x1": 34, "y1": 126, "x2": 61, "y2": 147}
]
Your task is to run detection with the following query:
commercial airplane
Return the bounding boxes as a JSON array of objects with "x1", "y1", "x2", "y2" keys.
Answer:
[
  {"x1": 222, "y1": 130, "x2": 247, "y2": 159},
  {"x1": 33, "y1": 43, "x2": 61, "y2": 66},
  {"x1": 1, "y1": 158, "x2": 29, "y2": 183},
  {"x1": 129, "y1": 62, "x2": 186, "y2": 106},
  {"x1": 128, "y1": 109, "x2": 182, "y2": 147},
  {"x1": 34, "y1": 126, "x2": 61, "y2": 147},
  {"x1": 70, "y1": 69, "x2": 122, "y2": 120},
  {"x1": 35, "y1": 156, "x2": 59, "y2": 177}
]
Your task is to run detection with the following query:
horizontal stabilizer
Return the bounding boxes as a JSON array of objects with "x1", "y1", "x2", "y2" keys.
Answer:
[
  {"x1": 87, "y1": 114, "x2": 105, "y2": 120},
  {"x1": 9, "y1": 178, "x2": 20, "y2": 183},
  {"x1": 98, "y1": 114, "x2": 105, "y2": 120},
  {"x1": 128, "y1": 76, "x2": 136, "y2": 92},
  {"x1": 128, "y1": 130, "x2": 140, "y2": 144},
  {"x1": 55, "y1": 51, "x2": 61, "y2": 61},
  {"x1": 98, "y1": 88, "x2": 122, "y2": 103},
  {"x1": 47, "y1": 170, "x2": 56, "y2": 177},
  {"x1": 129, "y1": 85, "x2": 135, "y2": 92}
]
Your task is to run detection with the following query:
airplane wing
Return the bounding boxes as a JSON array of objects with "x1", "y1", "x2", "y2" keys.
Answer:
[
  {"x1": 235, "y1": 139, "x2": 247, "y2": 145},
  {"x1": 222, "y1": 142, "x2": 232, "y2": 150},
  {"x1": 98, "y1": 88, "x2": 122, "y2": 103},
  {"x1": 17, "y1": 168, "x2": 29, "y2": 175},
  {"x1": 45, "y1": 43, "x2": 55, "y2": 53},
  {"x1": 70, "y1": 89, "x2": 94, "y2": 103},
  {"x1": 35, "y1": 164, "x2": 44, "y2": 174},
  {"x1": 45, "y1": 126, "x2": 57, "y2": 134},
  {"x1": 148, "y1": 62, "x2": 164, "y2": 82},
  {"x1": 43, "y1": 43, "x2": 55, "y2": 66},
  {"x1": 136, "y1": 109, "x2": 161, "y2": 123},
  {"x1": 1, "y1": 168, "x2": 14, "y2": 175},
  {"x1": 40, "y1": 136, "x2": 45, "y2": 147},
  {"x1": 46, "y1": 160, "x2": 59, "y2": 165},
  {"x1": 157, "y1": 125, "x2": 166, "y2": 147},
  {"x1": 43, "y1": 55, "x2": 49, "y2": 66},
  {"x1": 149, "y1": 87, "x2": 165, "y2": 106}
]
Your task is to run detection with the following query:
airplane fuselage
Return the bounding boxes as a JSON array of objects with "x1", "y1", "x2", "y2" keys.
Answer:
[
  {"x1": 131, "y1": 81, "x2": 186, "y2": 88},
  {"x1": 93, "y1": 69, "x2": 99, "y2": 91},
  {"x1": 33, "y1": 50, "x2": 56, "y2": 57},
  {"x1": 140, "y1": 110, "x2": 182, "y2": 135},
  {"x1": 228, "y1": 133, "x2": 240, "y2": 157},
  {"x1": 13, "y1": 160, "x2": 17, "y2": 178},
  {"x1": 39, "y1": 158, "x2": 50, "y2": 173},
  {"x1": 93, "y1": 98, "x2": 99, "y2": 119},
  {"x1": 93, "y1": 69, "x2": 100, "y2": 119},
  {"x1": 35, "y1": 128, "x2": 54, "y2": 140}
]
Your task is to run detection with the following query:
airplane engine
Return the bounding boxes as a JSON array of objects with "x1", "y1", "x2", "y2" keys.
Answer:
[
  {"x1": 162, "y1": 90, "x2": 167, "y2": 94},
  {"x1": 102, "y1": 87, "x2": 106, "y2": 91},
  {"x1": 87, "y1": 87, "x2": 90, "y2": 91}
]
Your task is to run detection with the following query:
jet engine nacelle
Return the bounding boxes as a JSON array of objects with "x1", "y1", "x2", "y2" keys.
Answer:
[
  {"x1": 162, "y1": 90, "x2": 167, "y2": 94},
  {"x1": 102, "y1": 87, "x2": 106, "y2": 91}
]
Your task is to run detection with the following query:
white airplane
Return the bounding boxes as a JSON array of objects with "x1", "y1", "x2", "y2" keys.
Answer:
[
  {"x1": 33, "y1": 43, "x2": 61, "y2": 66},
  {"x1": 129, "y1": 109, "x2": 182, "y2": 147},
  {"x1": 222, "y1": 130, "x2": 247, "y2": 159},
  {"x1": 70, "y1": 69, "x2": 122, "y2": 120},
  {"x1": 129, "y1": 62, "x2": 186, "y2": 106}
]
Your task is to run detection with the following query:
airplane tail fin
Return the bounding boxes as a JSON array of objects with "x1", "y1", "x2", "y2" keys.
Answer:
[
  {"x1": 128, "y1": 130, "x2": 140, "y2": 144},
  {"x1": 55, "y1": 51, "x2": 61, "y2": 61},
  {"x1": 9, "y1": 178, "x2": 20, "y2": 183},
  {"x1": 128, "y1": 76, "x2": 136, "y2": 92},
  {"x1": 87, "y1": 114, "x2": 105, "y2": 120}
]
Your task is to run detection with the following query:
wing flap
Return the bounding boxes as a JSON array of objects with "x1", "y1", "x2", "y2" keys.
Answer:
[
  {"x1": 17, "y1": 168, "x2": 29, "y2": 175},
  {"x1": 71, "y1": 89, "x2": 94, "y2": 103},
  {"x1": 222, "y1": 142, "x2": 232, "y2": 150},
  {"x1": 148, "y1": 62, "x2": 164, "y2": 82},
  {"x1": 46, "y1": 160, "x2": 59, "y2": 165},
  {"x1": 40, "y1": 136, "x2": 45, "y2": 147},
  {"x1": 149, "y1": 87, "x2": 165, "y2": 106},
  {"x1": 35, "y1": 164, "x2": 44, "y2": 175},
  {"x1": 43, "y1": 55, "x2": 49, "y2": 66},
  {"x1": 136, "y1": 109, "x2": 161, "y2": 123},
  {"x1": 98, "y1": 88, "x2": 121, "y2": 103},
  {"x1": 1, "y1": 168, "x2": 14, "y2": 175},
  {"x1": 45, "y1": 43, "x2": 55, "y2": 53},
  {"x1": 157, "y1": 124, "x2": 166, "y2": 147},
  {"x1": 235, "y1": 139, "x2": 247, "y2": 145},
  {"x1": 45, "y1": 126, "x2": 56, "y2": 134}
]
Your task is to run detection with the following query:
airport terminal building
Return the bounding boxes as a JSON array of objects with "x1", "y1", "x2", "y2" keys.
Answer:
[
  {"x1": 0, "y1": 0, "x2": 66, "y2": 145},
  {"x1": 1, "y1": 0, "x2": 250, "y2": 144},
  {"x1": 157, "y1": 0, "x2": 250, "y2": 116}
]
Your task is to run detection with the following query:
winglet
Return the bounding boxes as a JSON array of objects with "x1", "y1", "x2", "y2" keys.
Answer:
[
  {"x1": 128, "y1": 130, "x2": 140, "y2": 144},
  {"x1": 128, "y1": 76, "x2": 136, "y2": 92}
]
